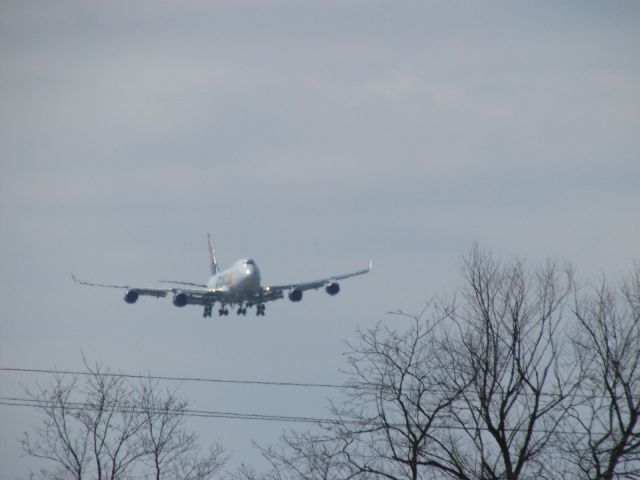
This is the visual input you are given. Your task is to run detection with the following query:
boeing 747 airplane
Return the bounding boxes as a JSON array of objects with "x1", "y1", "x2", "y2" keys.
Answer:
[{"x1": 73, "y1": 235, "x2": 371, "y2": 317}]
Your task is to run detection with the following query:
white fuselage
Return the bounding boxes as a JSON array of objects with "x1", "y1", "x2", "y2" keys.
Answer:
[{"x1": 206, "y1": 258, "x2": 261, "y2": 293}]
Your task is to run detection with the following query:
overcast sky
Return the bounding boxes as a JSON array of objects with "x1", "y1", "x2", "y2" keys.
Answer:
[{"x1": 1, "y1": 1, "x2": 639, "y2": 477}]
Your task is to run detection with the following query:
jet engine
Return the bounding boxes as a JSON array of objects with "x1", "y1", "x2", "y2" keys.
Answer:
[
  {"x1": 172, "y1": 292, "x2": 188, "y2": 307},
  {"x1": 288, "y1": 288, "x2": 303, "y2": 302},
  {"x1": 124, "y1": 290, "x2": 139, "y2": 304},
  {"x1": 325, "y1": 282, "x2": 340, "y2": 296}
]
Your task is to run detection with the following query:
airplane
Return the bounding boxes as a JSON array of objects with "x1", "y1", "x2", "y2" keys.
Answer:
[{"x1": 73, "y1": 235, "x2": 372, "y2": 318}]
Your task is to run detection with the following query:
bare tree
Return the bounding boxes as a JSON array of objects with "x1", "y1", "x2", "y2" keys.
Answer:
[
  {"x1": 432, "y1": 246, "x2": 578, "y2": 480},
  {"x1": 246, "y1": 250, "x2": 640, "y2": 480},
  {"x1": 260, "y1": 247, "x2": 580, "y2": 480},
  {"x1": 561, "y1": 264, "x2": 640, "y2": 480},
  {"x1": 332, "y1": 313, "x2": 466, "y2": 480},
  {"x1": 21, "y1": 373, "x2": 90, "y2": 480},
  {"x1": 22, "y1": 364, "x2": 145, "y2": 480},
  {"x1": 136, "y1": 377, "x2": 228, "y2": 480},
  {"x1": 22, "y1": 363, "x2": 227, "y2": 480},
  {"x1": 258, "y1": 313, "x2": 473, "y2": 480},
  {"x1": 79, "y1": 364, "x2": 146, "y2": 480},
  {"x1": 255, "y1": 313, "x2": 459, "y2": 480},
  {"x1": 165, "y1": 446, "x2": 228, "y2": 480}
]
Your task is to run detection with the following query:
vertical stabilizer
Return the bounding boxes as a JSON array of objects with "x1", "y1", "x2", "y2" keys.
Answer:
[{"x1": 207, "y1": 234, "x2": 220, "y2": 275}]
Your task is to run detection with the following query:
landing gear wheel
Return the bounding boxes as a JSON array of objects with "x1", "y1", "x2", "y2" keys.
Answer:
[
  {"x1": 203, "y1": 305, "x2": 212, "y2": 318},
  {"x1": 256, "y1": 304, "x2": 266, "y2": 316},
  {"x1": 219, "y1": 308, "x2": 229, "y2": 316}
]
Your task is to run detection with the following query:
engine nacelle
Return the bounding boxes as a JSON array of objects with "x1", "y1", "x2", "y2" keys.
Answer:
[
  {"x1": 124, "y1": 290, "x2": 139, "y2": 304},
  {"x1": 325, "y1": 282, "x2": 340, "y2": 296},
  {"x1": 172, "y1": 292, "x2": 188, "y2": 307},
  {"x1": 288, "y1": 288, "x2": 303, "y2": 302}
]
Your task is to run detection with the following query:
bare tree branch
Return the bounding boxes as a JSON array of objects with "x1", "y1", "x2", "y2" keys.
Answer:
[
  {"x1": 561, "y1": 263, "x2": 640, "y2": 480},
  {"x1": 259, "y1": 247, "x2": 583, "y2": 480},
  {"x1": 21, "y1": 362, "x2": 227, "y2": 480}
]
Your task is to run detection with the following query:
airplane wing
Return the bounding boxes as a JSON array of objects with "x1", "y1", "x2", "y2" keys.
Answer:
[
  {"x1": 72, "y1": 274, "x2": 218, "y2": 304},
  {"x1": 266, "y1": 260, "x2": 372, "y2": 294},
  {"x1": 158, "y1": 280, "x2": 208, "y2": 288},
  {"x1": 71, "y1": 275, "x2": 169, "y2": 298}
]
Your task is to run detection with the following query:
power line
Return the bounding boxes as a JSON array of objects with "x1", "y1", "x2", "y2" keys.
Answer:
[
  {"x1": 0, "y1": 367, "x2": 346, "y2": 389},
  {"x1": 0, "y1": 366, "x2": 606, "y2": 401},
  {"x1": 0, "y1": 395, "x2": 605, "y2": 436},
  {"x1": 0, "y1": 395, "x2": 331, "y2": 425}
]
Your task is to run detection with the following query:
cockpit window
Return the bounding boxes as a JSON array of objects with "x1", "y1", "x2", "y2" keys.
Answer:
[{"x1": 245, "y1": 259, "x2": 255, "y2": 265}]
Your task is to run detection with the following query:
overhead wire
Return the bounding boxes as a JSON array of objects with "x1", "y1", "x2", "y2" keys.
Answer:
[
  {"x1": 0, "y1": 366, "x2": 604, "y2": 401},
  {"x1": 0, "y1": 394, "x2": 606, "y2": 436},
  {"x1": 0, "y1": 369, "x2": 623, "y2": 436},
  {"x1": 0, "y1": 395, "x2": 331, "y2": 425},
  {"x1": 0, "y1": 367, "x2": 346, "y2": 389}
]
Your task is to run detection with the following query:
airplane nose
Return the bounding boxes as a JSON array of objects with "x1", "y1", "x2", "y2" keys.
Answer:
[{"x1": 245, "y1": 264, "x2": 258, "y2": 279}]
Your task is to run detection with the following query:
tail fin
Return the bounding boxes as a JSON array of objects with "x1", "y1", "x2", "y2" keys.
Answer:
[{"x1": 208, "y1": 234, "x2": 220, "y2": 275}]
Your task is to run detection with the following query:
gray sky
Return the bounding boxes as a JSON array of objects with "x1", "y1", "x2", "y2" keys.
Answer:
[{"x1": 1, "y1": 1, "x2": 639, "y2": 477}]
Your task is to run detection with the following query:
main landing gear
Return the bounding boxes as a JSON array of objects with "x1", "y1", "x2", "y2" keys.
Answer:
[
  {"x1": 202, "y1": 303, "x2": 266, "y2": 318},
  {"x1": 201, "y1": 305, "x2": 229, "y2": 318}
]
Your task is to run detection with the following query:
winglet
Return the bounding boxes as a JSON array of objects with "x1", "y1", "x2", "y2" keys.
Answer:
[
  {"x1": 369, "y1": 259, "x2": 373, "y2": 271},
  {"x1": 207, "y1": 233, "x2": 220, "y2": 275}
]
